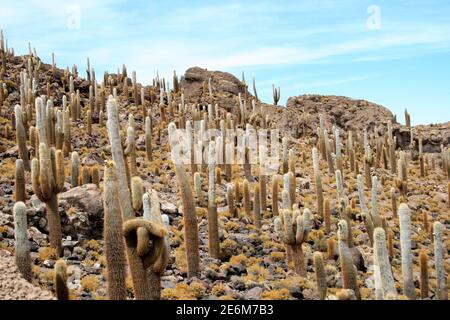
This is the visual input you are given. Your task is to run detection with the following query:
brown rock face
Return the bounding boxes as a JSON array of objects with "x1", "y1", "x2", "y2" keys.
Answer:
[
  {"x1": 181, "y1": 67, "x2": 252, "y2": 110},
  {"x1": 283, "y1": 95, "x2": 395, "y2": 136},
  {"x1": 393, "y1": 122, "x2": 450, "y2": 153}
]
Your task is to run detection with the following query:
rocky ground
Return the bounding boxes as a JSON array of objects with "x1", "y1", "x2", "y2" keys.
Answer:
[{"x1": 0, "y1": 50, "x2": 449, "y2": 300}]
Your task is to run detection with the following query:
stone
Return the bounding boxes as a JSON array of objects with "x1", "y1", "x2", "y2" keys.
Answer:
[{"x1": 244, "y1": 287, "x2": 263, "y2": 300}]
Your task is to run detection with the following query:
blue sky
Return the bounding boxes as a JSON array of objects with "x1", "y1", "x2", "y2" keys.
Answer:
[{"x1": 1, "y1": 0, "x2": 450, "y2": 124}]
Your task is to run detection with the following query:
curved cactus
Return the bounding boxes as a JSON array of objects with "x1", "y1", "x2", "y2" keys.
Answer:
[
  {"x1": 398, "y1": 203, "x2": 416, "y2": 300},
  {"x1": 13, "y1": 202, "x2": 32, "y2": 282},
  {"x1": 274, "y1": 208, "x2": 311, "y2": 276},
  {"x1": 107, "y1": 96, "x2": 152, "y2": 299}
]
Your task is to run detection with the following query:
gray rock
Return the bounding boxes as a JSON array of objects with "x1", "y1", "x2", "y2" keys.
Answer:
[{"x1": 244, "y1": 287, "x2": 263, "y2": 300}]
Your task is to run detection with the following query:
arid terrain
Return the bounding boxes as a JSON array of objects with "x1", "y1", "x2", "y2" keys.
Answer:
[{"x1": 0, "y1": 41, "x2": 449, "y2": 300}]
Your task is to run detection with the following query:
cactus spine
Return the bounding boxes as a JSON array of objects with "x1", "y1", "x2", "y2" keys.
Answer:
[
  {"x1": 373, "y1": 227, "x2": 397, "y2": 300},
  {"x1": 13, "y1": 202, "x2": 32, "y2": 282},
  {"x1": 54, "y1": 260, "x2": 69, "y2": 300},
  {"x1": 398, "y1": 203, "x2": 416, "y2": 300}
]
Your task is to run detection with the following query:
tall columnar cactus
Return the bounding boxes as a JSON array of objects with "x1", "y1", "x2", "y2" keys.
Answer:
[
  {"x1": 373, "y1": 227, "x2": 397, "y2": 300},
  {"x1": 312, "y1": 148, "x2": 324, "y2": 217},
  {"x1": 419, "y1": 249, "x2": 429, "y2": 299},
  {"x1": 145, "y1": 116, "x2": 153, "y2": 161},
  {"x1": 259, "y1": 171, "x2": 267, "y2": 216},
  {"x1": 324, "y1": 130, "x2": 335, "y2": 174},
  {"x1": 337, "y1": 220, "x2": 360, "y2": 299},
  {"x1": 70, "y1": 151, "x2": 80, "y2": 188},
  {"x1": 81, "y1": 165, "x2": 90, "y2": 185},
  {"x1": 131, "y1": 176, "x2": 144, "y2": 212},
  {"x1": 107, "y1": 96, "x2": 153, "y2": 298},
  {"x1": 90, "y1": 165, "x2": 99, "y2": 186},
  {"x1": 433, "y1": 222, "x2": 447, "y2": 300},
  {"x1": 13, "y1": 202, "x2": 32, "y2": 282},
  {"x1": 227, "y1": 184, "x2": 236, "y2": 218},
  {"x1": 323, "y1": 197, "x2": 331, "y2": 234},
  {"x1": 207, "y1": 140, "x2": 220, "y2": 259},
  {"x1": 272, "y1": 174, "x2": 280, "y2": 217},
  {"x1": 243, "y1": 179, "x2": 251, "y2": 217},
  {"x1": 447, "y1": 182, "x2": 450, "y2": 209},
  {"x1": 313, "y1": 251, "x2": 328, "y2": 300},
  {"x1": 274, "y1": 208, "x2": 311, "y2": 276},
  {"x1": 390, "y1": 187, "x2": 398, "y2": 218},
  {"x1": 103, "y1": 161, "x2": 127, "y2": 300},
  {"x1": 253, "y1": 184, "x2": 261, "y2": 229},
  {"x1": 14, "y1": 159, "x2": 26, "y2": 202},
  {"x1": 168, "y1": 122, "x2": 200, "y2": 277},
  {"x1": 14, "y1": 105, "x2": 30, "y2": 171},
  {"x1": 398, "y1": 203, "x2": 416, "y2": 300},
  {"x1": 357, "y1": 174, "x2": 374, "y2": 245},
  {"x1": 62, "y1": 108, "x2": 71, "y2": 156},
  {"x1": 54, "y1": 260, "x2": 69, "y2": 300},
  {"x1": 370, "y1": 176, "x2": 382, "y2": 228},
  {"x1": 124, "y1": 118, "x2": 137, "y2": 177},
  {"x1": 31, "y1": 145, "x2": 64, "y2": 253},
  {"x1": 193, "y1": 172, "x2": 204, "y2": 207}
]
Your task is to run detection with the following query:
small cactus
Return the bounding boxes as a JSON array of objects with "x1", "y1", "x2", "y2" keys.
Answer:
[
  {"x1": 227, "y1": 184, "x2": 236, "y2": 218},
  {"x1": 313, "y1": 252, "x2": 327, "y2": 300},
  {"x1": 70, "y1": 151, "x2": 80, "y2": 188},
  {"x1": 54, "y1": 260, "x2": 69, "y2": 300},
  {"x1": 13, "y1": 202, "x2": 32, "y2": 282}
]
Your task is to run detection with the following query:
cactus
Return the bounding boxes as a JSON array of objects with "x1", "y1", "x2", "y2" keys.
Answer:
[
  {"x1": 145, "y1": 116, "x2": 153, "y2": 161},
  {"x1": 433, "y1": 222, "x2": 447, "y2": 300},
  {"x1": 86, "y1": 109, "x2": 92, "y2": 135},
  {"x1": 357, "y1": 174, "x2": 374, "y2": 245},
  {"x1": 54, "y1": 260, "x2": 69, "y2": 300},
  {"x1": 167, "y1": 122, "x2": 200, "y2": 277},
  {"x1": 373, "y1": 227, "x2": 397, "y2": 300},
  {"x1": 272, "y1": 174, "x2": 280, "y2": 217},
  {"x1": 313, "y1": 252, "x2": 327, "y2": 300},
  {"x1": 81, "y1": 165, "x2": 90, "y2": 185},
  {"x1": 131, "y1": 176, "x2": 144, "y2": 211},
  {"x1": 124, "y1": 118, "x2": 137, "y2": 177},
  {"x1": 207, "y1": 140, "x2": 220, "y2": 259},
  {"x1": 327, "y1": 238, "x2": 336, "y2": 260},
  {"x1": 243, "y1": 179, "x2": 251, "y2": 217},
  {"x1": 337, "y1": 220, "x2": 360, "y2": 299},
  {"x1": 70, "y1": 151, "x2": 80, "y2": 188},
  {"x1": 323, "y1": 198, "x2": 331, "y2": 234},
  {"x1": 390, "y1": 187, "x2": 398, "y2": 218},
  {"x1": 103, "y1": 161, "x2": 128, "y2": 300},
  {"x1": 253, "y1": 184, "x2": 261, "y2": 229},
  {"x1": 274, "y1": 208, "x2": 311, "y2": 276},
  {"x1": 31, "y1": 144, "x2": 64, "y2": 253},
  {"x1": 107, "y1": 96, "x2": 153, "y2": 299},
  {"x1": 419, "y1": 249, "x2": 429, "y2": 299},
  {"x1": 398, "y1": 203, "x2": 416, "y2": 300},
  {"x1": 272, "y1": 84, "x2": 280, "y2": 106},
  {"x1": 14, "y1": 159, "x2": 26, "y2": 202},
  {"x1": 312, "y1": 148, "x2": 324, "y2": 217},
  {"x1": 193, "y1": 172, "x2": 204, "y2": 207},
  {"x1": 13, "y1": 202, "x2": 32, "y2": 282},
  {"x1": 90, "y1": 165, "x2": 99, "y2": 186},
  {"x1": 14, "y1": 105, "x2": 30, "y2": 171},
  {"x1": 370, "y1": 176, "x2": 382, "y2": 228},
  {"x1": 324, "y1": 130, "x2": 335, "y2": 174},
  {"x1": 447, "y1": 182, "x2": 450, "y2": 209},
  {"x1": 227, "y1": 184, "x2": 236, "y2": 218}
]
